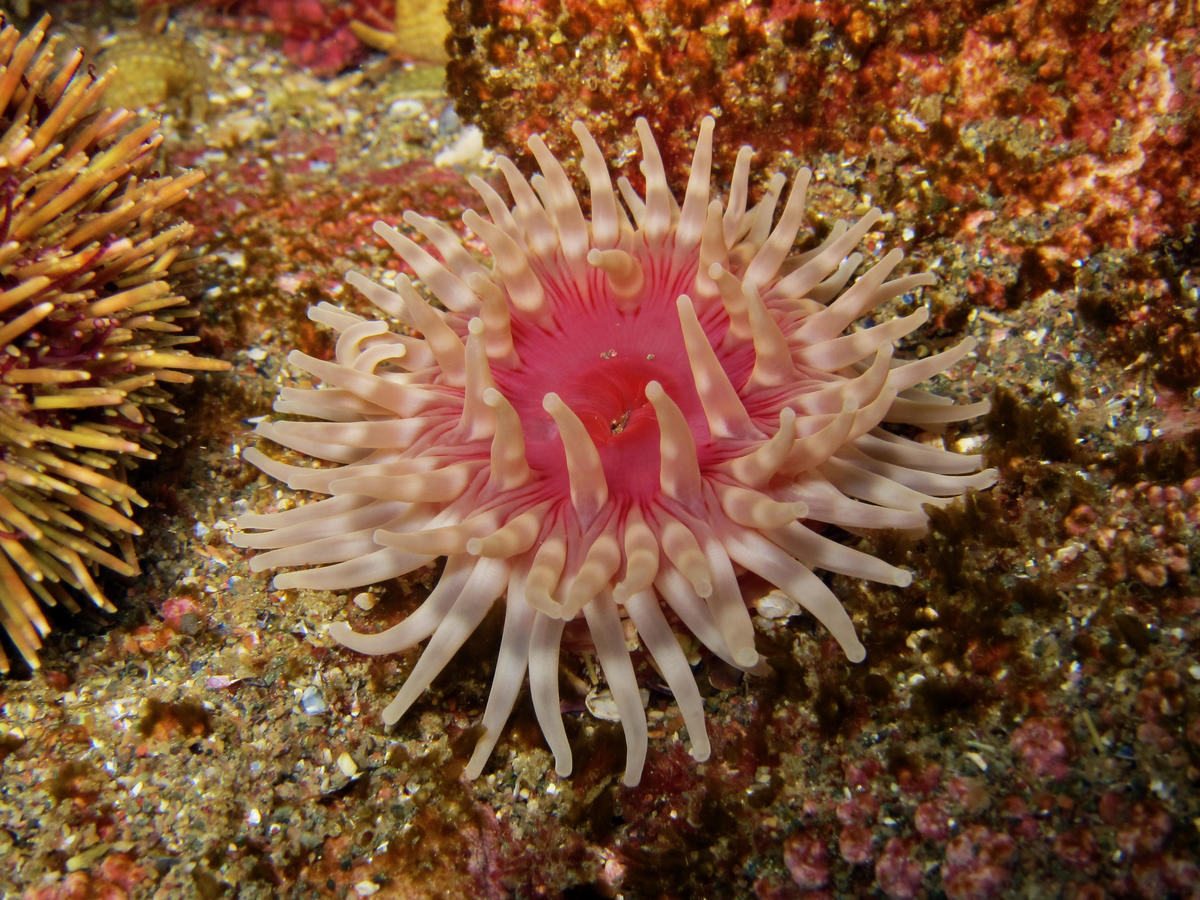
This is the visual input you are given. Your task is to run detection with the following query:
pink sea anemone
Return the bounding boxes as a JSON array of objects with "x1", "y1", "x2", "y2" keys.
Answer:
[{"x1": 233, "y1": 117, "x2": 995, "y2": 786}]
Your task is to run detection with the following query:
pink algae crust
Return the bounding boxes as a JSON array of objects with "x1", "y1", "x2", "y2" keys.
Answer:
[
  {"x1": 448, "y1": 0, "x2": 1200, "y2": 389},
  {"x1": 450, "y1": 0, "x2": 1197, "y2": 248},
  {"x1": 1010, "y1": 716, "x2": 1074, "y2": 780},
  {"x1": 183, "y1": 0, "x2": 390, "y2": 73},
  {"x1": 783, "y1": 832, "x2": 831, "y2": 889},
  {"x1": 943, "y1": 826, "x2": 1017, "y2": 900}
]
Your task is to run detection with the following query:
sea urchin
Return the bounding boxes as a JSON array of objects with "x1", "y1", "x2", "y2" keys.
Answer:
[
  {"x1": 0, "y1": 17, "x2": 226, "y2": 673},
  {"x1": 234, "y1": 117, "x2": 995, "y2": 786}
]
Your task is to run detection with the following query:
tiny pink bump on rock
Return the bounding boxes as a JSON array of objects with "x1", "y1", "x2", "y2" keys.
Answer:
[
  {"x1": 1010, "y1": 716, "x2": 1073, "y2": 780},
  {"x1": 784, "y1": 832, "x2": 831, "y2": 889},
  {"x1": 875, "y1": 837, "x2": 924, "y2": 900}
]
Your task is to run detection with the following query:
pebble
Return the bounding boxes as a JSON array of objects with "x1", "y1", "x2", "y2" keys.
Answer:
[
  {"x1": 387, "y1": 98, "x2": 424, "y2": 119},
  {"x1": 435, "y1": 126, "x2": 485, "y2": 167},
  {"x1": 300, "y1": 686, "x2": 329, "y2": 715}
]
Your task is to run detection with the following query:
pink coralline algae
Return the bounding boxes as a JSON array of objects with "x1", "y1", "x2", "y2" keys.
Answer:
[
  {"x1": 783, "y1": 832, "x2": 830, "y2": 889},
  {"x1": 1010, "y1": 716, "x2": 1073, "y2": 779},
  {"x1": 445, "y1": 0, "x2": 1200, "y2": 397},
  {"x1": 204, "y1": 0, "x2": 394, "y2": 74},
  {"x1": 233, "y1": 116, "x2": 993, "y2": 786},
  {"x1": 914, "y1": 798, "x2": 953, "y2": 842},
  {"x1": 875, "y1": 837, "x2": 925, "y2": 900},
  {"x1": 1116, "y1": 801, "x2": 1172, "y2": 859},
  {"x1": 838, "y1": 822, "x2": 875, "y2": 865},
  {"x1": 836, "y1": 793, "x2": 879, "y2": 864},
  {"x1": 942, "y1": 826, "x2": 1017, "y2": 900},
  {"x1": 1052, "y1": 827, "x2": 1101, "y2": 874}
]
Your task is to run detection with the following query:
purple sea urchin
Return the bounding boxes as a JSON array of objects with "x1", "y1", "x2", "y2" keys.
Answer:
[
  {"x1": 235, "y1": 117, "x2": 995, "y2": 785},
  {"x1": 0, "y1": 17, "x2": 227, "y2": 672}
]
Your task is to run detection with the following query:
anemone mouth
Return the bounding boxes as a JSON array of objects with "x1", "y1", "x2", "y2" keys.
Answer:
[
  {"x1": 489, "y1": 232, "x2": 741, "y2": 504},
  {"x1": 499, "y1": 341, "x2": 713, "y2": 502},
  {"x1": 235, "y1": 115, "x2": 995, "y2": 787}
]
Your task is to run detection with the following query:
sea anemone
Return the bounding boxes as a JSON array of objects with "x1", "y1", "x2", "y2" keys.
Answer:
[
  {"x1": 0, "y1": 17, "x2": 227, "y2": 672},
  {"x1": 235, "y1": 116, "x2": 995, "y2": 785}
]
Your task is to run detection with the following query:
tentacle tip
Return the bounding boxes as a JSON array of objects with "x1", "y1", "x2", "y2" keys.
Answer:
[
  {"x1": 464, "y1": 740, "x2": 492, "y2": 779},
  {"x1": 621, "y1": 768, "x2": 644, "y2": 788},
  {"x1": 748, "y1": 658, "x2": 774, "y2": 676},
  {"x1": 958, "y1": 335, "x2": 980, "y2": 353},
  {"x1": 528, "y1": 589, "x2": 568, "y2": 620},
  {"x1": 465, "y1": 271, "x2": 491, "y2": 291},
  {"x1": 691, "y1": 740, "x2": 712, "y2": 763},
  {"x1": 326, "y1": 621, "x2": 356, "y2": 645},
  {"x1": 733, "y1": 647, "x2": 759, "y2": 669},
  {"x1": 554, "y1": 758, "x2": 573, "y2": 778},
  {"x1": 845, "y1": 642, "x2": 867, "y2": 664},
  {"x1": 893, "y1": 570, "x2": 914, "y2": 588},
  {"x1": 465, "y1": 537, "x2": 483, "y2": 555}
]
